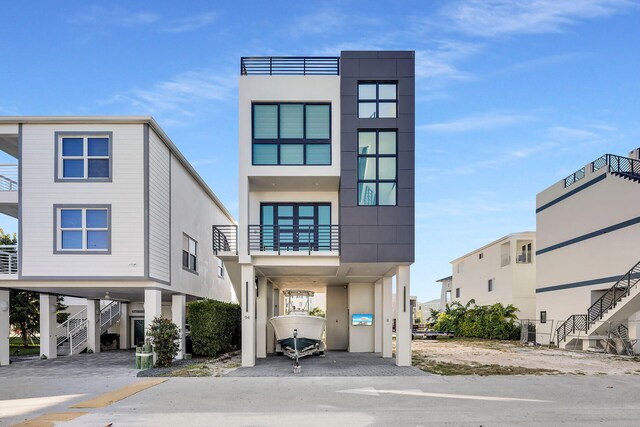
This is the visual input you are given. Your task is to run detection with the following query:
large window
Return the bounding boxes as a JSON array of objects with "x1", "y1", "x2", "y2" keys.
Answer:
[
  {"x1": 54, "y1": 205, "x2": 110, "y2": 253},
  {"x1": 252, "y1": 103, "x2": 331, "y2": 165},
  {"x1": 357, "y1": 130, "x2": 397, "y2": 206},
  {"x1": 182, "y1": 234, "x2": 198, "y2": 273},
  {"x1": 358, "y1": 82, "x2": 397, "y2": 118},
  {"x1": 55, "y1": 133, "x2": 112, "y2": 181}
]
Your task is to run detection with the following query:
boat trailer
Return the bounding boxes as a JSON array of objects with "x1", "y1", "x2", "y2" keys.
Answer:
[{"x1": 280, "y1": 329, "x2": 324, "y2": 373}]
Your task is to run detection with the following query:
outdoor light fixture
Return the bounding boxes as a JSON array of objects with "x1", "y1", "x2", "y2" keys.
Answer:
[{"x1": 0, "y1": 300, "x2": 8, "y2": 312}]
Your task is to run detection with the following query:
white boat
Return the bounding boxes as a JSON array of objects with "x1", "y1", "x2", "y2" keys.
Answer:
[{"x1": 269, "y1": 290, "x2": 326, "y2": 363}]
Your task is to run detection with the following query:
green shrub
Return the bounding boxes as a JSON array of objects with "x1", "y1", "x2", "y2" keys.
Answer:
[
  {"x1": 188, "y1": 299, "x2": 241, "y2": 357},
  {"x1": 146, "y1": 317, "x2": 180, "y2": 368},
  {"x1": 433, "y1": 301, "x2": 520, "y2": 340}
]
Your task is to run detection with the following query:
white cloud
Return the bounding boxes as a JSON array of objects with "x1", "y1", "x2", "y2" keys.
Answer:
[
  {"x1": 107, "y1": 70, "x2": 235, "y2": 122},
  {"x1": 163, "y1": 12, "x2": 218, "y2": 33},
  {"x1": 440, "y1": 0, "x2": 634, "y2": 37},
  {"x1": 420, "y1": 112, "x2": 533, "y2": 133}
]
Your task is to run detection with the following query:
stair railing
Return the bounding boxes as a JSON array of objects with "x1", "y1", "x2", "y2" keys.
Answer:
[
  {"x1": 56, "y1": 308, "x2": 87, "y2": 346},
  {"x1": 587, "y1": 259, "x2": 640, "y2": 327},
  {"x1": 556, "y1": 314, "x2": 588, "y2": 344},
  {"x1": 100, "y1": 301, "x2": 121, "y2": 334}
]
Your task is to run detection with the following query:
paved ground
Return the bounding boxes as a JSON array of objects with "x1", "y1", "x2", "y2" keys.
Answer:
[
  {"x1": 61, "y1": 375, "x2": 640, "y2": 426},
  {"x1": 0, "y1": 350, "x2": 139, "y2": 426},
  {"x1": 227, "y1": 351, "x2": 425, "y2": 377}
]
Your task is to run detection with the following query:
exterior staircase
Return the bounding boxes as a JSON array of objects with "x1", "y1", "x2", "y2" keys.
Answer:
[
  {"x1": 556, "y1": 260, "x2": 640, "y2": 352},
  {"x1": 56, "y1": 300, "x2": 121, "y2": 356}
]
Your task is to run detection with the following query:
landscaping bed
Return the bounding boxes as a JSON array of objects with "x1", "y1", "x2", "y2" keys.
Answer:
[{"x1": 137, "y1": 351, "x2": 241, "y2": 378}]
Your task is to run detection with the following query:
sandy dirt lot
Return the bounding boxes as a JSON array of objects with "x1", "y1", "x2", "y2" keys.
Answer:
[{"x1": 412, "y1": 338, "x2": 640, "y2": 375}]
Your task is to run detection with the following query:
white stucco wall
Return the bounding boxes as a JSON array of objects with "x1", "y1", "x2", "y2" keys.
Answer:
[
  {"x1": 20, "y1": 123, "x2": 145, "y2": 277},
  {"x1": 348, "y1": 283, "x2": 374, "y2": 352}
]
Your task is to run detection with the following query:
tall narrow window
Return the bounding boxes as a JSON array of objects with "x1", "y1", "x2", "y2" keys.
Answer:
[
  {"x1": 358, "y1": 82, "x2": 397, "y2": 118},
  {"x1": 217, "y1": 258, "x2": 224, "y2": 278},
  {"x1": 55, "y1": 205, "x2": 110, "y2": 253},
  {"x1": 455, "y1": 288, "x2": 461, "y2": 298},
  {"x1": 56, "y1": 133, "x2": 112, "y2": 181},
  {"x1": 182, "y1": 234, "x2": 198, "y2": 273},
  {"x1": 252, "y1": 103, "x2": 330, "y2": 165},
  {"x1": 488, "y1": 279, "x2": 495, "y2": 292},
  {"x1": 357, "y1": 130, "x2": 397, "y2": 206}
]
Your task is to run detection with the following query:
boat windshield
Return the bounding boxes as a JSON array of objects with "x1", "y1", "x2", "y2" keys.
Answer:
[{"x1": 284, "y1": 290, "x2": 314, "y2": 315}]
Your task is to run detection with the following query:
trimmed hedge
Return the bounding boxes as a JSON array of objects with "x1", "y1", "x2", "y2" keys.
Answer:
[{"x1": 188, "y1": 299, "x2": 241, "y2": 357}]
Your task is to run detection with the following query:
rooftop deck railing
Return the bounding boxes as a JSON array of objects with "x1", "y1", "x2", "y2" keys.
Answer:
[
  {"x1": 240, "y1": 57, "x2": 340, "y2": 76},
  {"x1": 0, "y1": 164, "x2": 18, "y2": 191},
  {"x1": 564, "y1": 153, "x2": 640, "y2": 188}
]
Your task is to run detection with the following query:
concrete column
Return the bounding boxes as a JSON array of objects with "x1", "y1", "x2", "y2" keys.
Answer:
[
  {"x1": 119, "y1": 303, "x2": 129, "y2": 350},
  {"x1": 395, "y1": 265, "x2": 411, "y2": 366},
  {"x1": 266, "y1": 282, "x2": 274, "y2": 354},
  {"x1": 39, "y1": 294, "x2": 57, "y2": 359},
  {"x1": 381, "y1": 276, "x2": 393, "y2": 358},
  {"x1": 144, "y1": 289, "x2": 162, "y2": 364},
  {"x1": 439, "y1": 283, "x2": 448, "y2": 311},
  {"x1": 241, "y1": 265, "x2": 256, "y2": 367},
  {"x1": 628, "y1": 311, "x2": 640, "y2": 355},
  {"x1": 256, "y1": 277, "x2": 268, "y2": 358},
  {"x1": 0, "y1": 290, "x2": 9, "y2": 366},
  {"x1": 374, "y1": 280, "x2": 382, "y2": 353},
  {"x1": 172, "y1": 294, "x2": 186, "y2": 360},
  {"x1": 86, "y1": 299, "x2": 101, "y2": 353}
]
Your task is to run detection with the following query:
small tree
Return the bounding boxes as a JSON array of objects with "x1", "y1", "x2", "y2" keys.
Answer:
[{"x1": 146, "y1": 317, "x2": 180, "y2": 368}]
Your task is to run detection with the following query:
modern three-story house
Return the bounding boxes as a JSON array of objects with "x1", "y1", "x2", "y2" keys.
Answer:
[
  {"x1": 214, "y1": 51, "x2": 416, "y2": 367},
  {"x1": 0, "y1": 117, "x2": 237, "y2": 366}
]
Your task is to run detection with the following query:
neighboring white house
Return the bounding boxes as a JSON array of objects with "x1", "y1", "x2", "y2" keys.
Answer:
[
  {"x1": 214, "y1": 51, "x2": 416, "y2": 367},
  {"x1": 449, "y1": 232, "x2": 536, "y2": 320},
  {"x1": 415, "y1": 299, "x2": 440, "y2": 324},
  {"x1": 536, "y1": 149, "x2": 640, "y2": 352},
  {"x1": 0, "y1": 116, "x2": 237, "y2": 366},
  {"x1": 436, "y1": 276, "x2": 452, "y2": 311}
]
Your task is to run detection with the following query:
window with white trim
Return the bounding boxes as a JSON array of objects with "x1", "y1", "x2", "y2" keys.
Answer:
[
  {"x1": 57, "y1": 134, "x2": 111, "y2": 180},
  {"x1": 56, "y1": 206, "x2": 110, "y2": 252},
  {"x1": 182, "y1": 234, "x2": 197, "y2": 273},
  {"x1": 217, "y1": 258, "x2": 224, "y2": 278}
]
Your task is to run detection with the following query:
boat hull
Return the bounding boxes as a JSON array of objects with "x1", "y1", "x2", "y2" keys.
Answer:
[{"x1": 270, "y1": 315, "x2": 326, "y2": 347}]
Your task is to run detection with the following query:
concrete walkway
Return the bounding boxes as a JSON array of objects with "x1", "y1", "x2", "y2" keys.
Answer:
[{"x1": 227, "y1": 351, "x2": 425, "y2": 377}]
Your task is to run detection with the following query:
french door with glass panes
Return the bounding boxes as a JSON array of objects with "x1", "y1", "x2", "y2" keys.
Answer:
[{"x1": 260, "y1": 203, "x2": 331, "y2": 251}]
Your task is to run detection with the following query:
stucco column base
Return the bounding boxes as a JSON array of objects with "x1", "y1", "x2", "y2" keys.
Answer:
[
  {"x1": 172, "y1": 295, "x2": 186, "y2": 360},
  {"x1": 628, "y1": 311, "x2": 640, "y2": 355},
  {"x1": 119, "y1": 303, "x2": 129, "y2": 349},
  {"x1": 144, "y1": 289, "x2": 162, "y2": 365},
  {"x1": 374, "y1": 280, "x2": 382, "y2": 353},
  {"x1": 86, "y1": 300, "x2": 101, "y2": 353},
  {"x1": 381, "y1": 276, "x2": 393, "y2": 358},
  {"x1": 241, "y1": 265, "x2": 256, "y2": 367},
  {"x1": 256, "y1": 277, "x2": 268, "y2": 358}
]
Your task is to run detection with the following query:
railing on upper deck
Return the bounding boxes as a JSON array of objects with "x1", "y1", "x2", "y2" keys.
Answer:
[
  {"x1": 0, "y1": 164, "x2": 18, "y2": 191},
  {"x1": 240, "y1": 57, "x2": 340, "y2": 76},
  {"x1": 0, "y1": 245, "x2": 17, "y2": 275},
  {"x1": 564, "y1": 153, "x2": 640, "y2": 188},
  {"x1": 248, "y1": 225, "x2": 339, "y2": 254},
  {"x1": 212, "y1": 225, "x2": 238, "y2": 255}
]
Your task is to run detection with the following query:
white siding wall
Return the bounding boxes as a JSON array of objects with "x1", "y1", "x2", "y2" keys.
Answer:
[
  {"x1": 170, "y1": 155, "x2": 236, "y2": 301},
  {"x1": 148, "y1": 129, "x2": 171, "y2": 282},
  {"x1": 21, "y1": 124, "x2": 145, "y2": 277}
]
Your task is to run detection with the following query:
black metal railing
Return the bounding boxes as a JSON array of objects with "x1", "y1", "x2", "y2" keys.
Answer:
[
  {"x1": 248, "y1": 225, "x2": 339, "y2": 254},
  {"x1": 565, "y1": 153, "x2": 640, "y2": 188},
  {"x1": 587, "y1": 259, "x2": 640, "y2": 327},
  {"x1": 563, "y1": 167, "x2": 585, "y2": 188},
  {"x1": 212, "y1": 225, "x2": 238, "y2": 255},
  {"x1": 240, "y1": 57, "x2": 340, "y2": 76},
  {"x1": 556, "y1": 314, "x2": 588, "y2": 344}
]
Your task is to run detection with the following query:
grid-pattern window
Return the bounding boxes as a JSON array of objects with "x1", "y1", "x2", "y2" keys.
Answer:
[
  {"x1": 488, "y1": 279, "x2": 495, "y2": 292},
  {"x1": 57, "y1": 134, "x2": 111, "y2": 180},
  {"x1": 358, "y1": 82, "x2": 397, "y2": 118},
  {"x1": 252, "y1": 103, "x2": 330, "y2": 165},
  {"x1": 217, "y1": 258, "x2": 224, "y2": 278},
  {"x1": 56, "y1": 206, "x2": 110, "y2": 252},
  {"x1": 182, "y1": 234, "x2": 197, "y2": 273},
  {"x1": 357, "y1": 130, "x2": 397, "y2": 206}
]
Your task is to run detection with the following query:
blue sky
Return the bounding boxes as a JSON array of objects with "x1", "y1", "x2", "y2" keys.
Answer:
[{"x1": 1, "y1": 1, "x2": 639, "y2": 302}]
